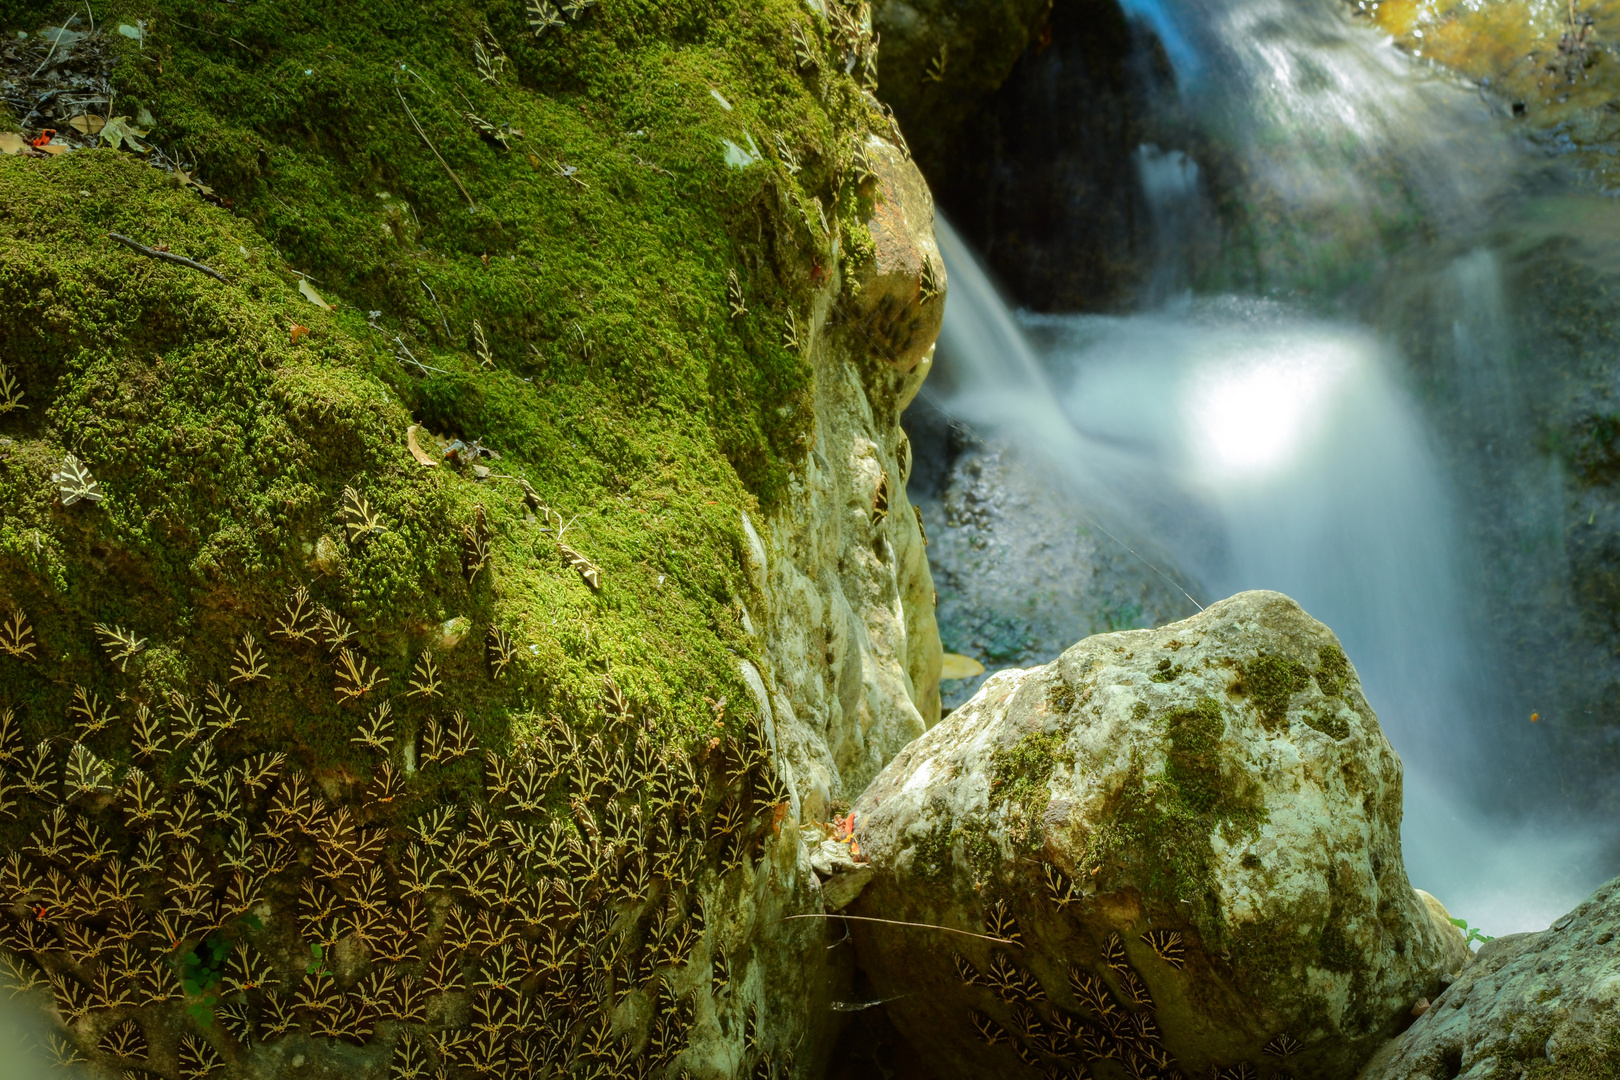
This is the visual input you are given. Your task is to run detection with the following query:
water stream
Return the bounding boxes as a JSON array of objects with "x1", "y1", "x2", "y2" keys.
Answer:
[{"x1": 917, "y1": 0, "x2": 1619, "y2": 933}]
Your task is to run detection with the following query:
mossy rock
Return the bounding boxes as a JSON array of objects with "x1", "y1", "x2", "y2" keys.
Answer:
[
  {"x1": 1361, "y1": 876, "x2": 1620, "y2": 1080},
  {"x1": 0, "y1": 0, "x2": 921, "y2": 1076},
  {"x1": 850, "y1": 591, "x2": 1467, "y2": 1080}
]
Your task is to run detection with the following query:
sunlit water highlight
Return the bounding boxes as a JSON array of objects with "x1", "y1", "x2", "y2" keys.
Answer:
[{"x1": 932, "y1": 218, "x2": 1612, "y2": 935}]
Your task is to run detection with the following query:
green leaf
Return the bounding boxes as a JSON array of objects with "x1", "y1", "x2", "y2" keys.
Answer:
[{"x1": 1448, "y1": 916, "x2": 1468, "y2": 930}]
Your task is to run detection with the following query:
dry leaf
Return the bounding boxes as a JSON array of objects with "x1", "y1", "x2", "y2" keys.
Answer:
[
  {"x1": 290, "y1": 325, "x2": 310, "y2": 344},
  {"x1": 297, "y1": 279, "x2": 330, "y2": 309},
  {"x1": 0, "y1": 133, "x2": 28, "y2": 156},
  {"x1": 68, "y1": 115, "x2": 106, "y2": 135},
  {"x1": 940, "y1": 652, "x2": 985, "y2": 680},
  {"x1": 37, "y1": 145, "x2": 67, "y2": 156},
  {"x1": 99, "y1": 116, "x2": 151, "y2": 153},
  {"x1": 406, "y1": 425, "x2": 439, "y2": 467}
]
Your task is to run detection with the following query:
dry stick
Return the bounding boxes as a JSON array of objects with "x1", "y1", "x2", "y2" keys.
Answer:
[
  {"x1": 775, "y1": 913, "x2": 1013, "y2": 945},
  {"x1": 30, "y1": 22, "x2": 70, "y2": 78},
  {"x1": 394, "y1": 85, "x2": 476, "y2": 209},
  {"x1": 106, "y1": 233, "x2": 227, "y2": 283}
]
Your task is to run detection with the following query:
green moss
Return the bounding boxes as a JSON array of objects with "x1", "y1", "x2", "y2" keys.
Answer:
[
  {"x1": 1235, "y1": 653, "x2": 1310, "y2": 729},
  {"x1": 1316, "y1": 913, "x2": 1358, "y2": 973},
  {"x1": 1523, "y1": 1038, "x2": 1620, "y2": 1079},
  {"x1": 0, "y1": 0, "x2": 910, "y2": 751},
  {"x1": 1164, "y1": 697, "x2": 1226, "y2": 815},
  {"x1": 989, "y1": 727, "x2": 1067, "y2": 817},
  {"x1": 1085, "y1": 697, "x2": 1268, "y2": 908},
  {"x1": 911, "y1": 819, "x2": 954, "y2": 884},
  {"x1": 1150, "y1": 658, "x2": 1184, "y2": 683},
  {"x1": 1301, "y1": 709, "x2": 1350, "y2": 741},
  {"x1": 1313, "y1": 644, "x2": 1350, "y2": 698},
  {"x1": 956, "y1": 814, "x2": 1001, "y2": 888}
]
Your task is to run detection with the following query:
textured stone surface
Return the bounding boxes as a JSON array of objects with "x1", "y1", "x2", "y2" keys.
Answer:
[
  {"x1": 1359, "y1": 876, "x2": 1620, "y2": 1080},
  {"x1": 758, "y1": 138, "x2": 944, "y2": 823},
  {"x1": 849, "y1": 591, "x2": 1461, "y2": 1079}
]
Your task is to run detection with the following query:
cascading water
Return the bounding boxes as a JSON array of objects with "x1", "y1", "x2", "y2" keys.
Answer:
[{"x1": 917, "y1": 0, "x2": 1619, "y2": 933}]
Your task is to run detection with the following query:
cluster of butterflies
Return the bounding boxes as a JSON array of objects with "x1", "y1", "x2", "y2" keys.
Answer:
[
  {"x1": 0, "y1": 582, "x2": 795, "y2": 1080},
  {"x1": 953, "y1": 901, "x2": 1306, "y2": 1080}
]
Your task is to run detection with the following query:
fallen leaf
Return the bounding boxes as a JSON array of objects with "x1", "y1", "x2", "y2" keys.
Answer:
[
  {"x1": 99, "y1": 116, "x2": 150, "y2": 153},
  {"x1": 297, "y1": 279, "x2": 330, "y2": 309},
  {"x1": 68, "y1": 115, "x2": 105, "y2": 135},
  {"x1": 178, "y1": 170, "x2": 214, "y2": 197},
  {"x1": 940, "y1": 652, "x2": 985, "y2": 680},
  {"x1": 0, "y1": 133, "x2": 26, "y2": 155},
  {"x1": 37, "y1": 145, "x2": 68, "y2": 156},
  {"x1": 406, "y1": 425, "x2": 439, "y2": 468},
  {"x1": 290, "y1": 325, "x2": 310, "y2": 344}
]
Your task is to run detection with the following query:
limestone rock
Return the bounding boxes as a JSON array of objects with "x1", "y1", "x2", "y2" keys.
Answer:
[
  {"x1": 852, "y1": 135, "x2": 945, "y2": 373},
  {"x1": 756, "y1": 134, "x2": 944, "y2": 823},
  {"x1": 1358, "y1": 876, "x2": 1620, "y2": 1080},
  {"x1": 1413, "y1": 888, "x2": 1474, "y2": 978},
  {"x1": 849, "y1": 591, "x2": 1456, "y2": 1079}
]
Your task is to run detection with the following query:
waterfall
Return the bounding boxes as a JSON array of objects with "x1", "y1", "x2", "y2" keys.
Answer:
[{"x1": 928, "y1": 216, "x2": 1613, "y2": 934}]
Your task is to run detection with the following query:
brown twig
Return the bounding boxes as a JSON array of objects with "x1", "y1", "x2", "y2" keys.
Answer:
[
  {"x1": 395, "y1": 85, "x2": 476, "y2": 209},
  {"x1": 31, "y1": 23, "x2": 70, "y2": 79},
  {"x1": 775, "y1": 913, "x2": 1013, "y2": 944},
  {"x1": 106, "y1": 233, "x2": 226, "y2": 283}
]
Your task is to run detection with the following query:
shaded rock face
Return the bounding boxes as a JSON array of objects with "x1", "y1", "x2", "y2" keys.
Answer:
[
  {"x1": 1359, "y1": 876, "x2": 1620, "y2": 1080},
  {"x1": 849, "y1": 591, "x2": 1460, "y2": 1079},
  {"x1": 877, "y1": 0, "x2": 1192, "y2": 311}
]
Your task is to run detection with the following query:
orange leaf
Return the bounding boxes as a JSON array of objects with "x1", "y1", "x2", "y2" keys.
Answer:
[{"x1": 290, "y1": 325, "x2": 310, "y2": 344}]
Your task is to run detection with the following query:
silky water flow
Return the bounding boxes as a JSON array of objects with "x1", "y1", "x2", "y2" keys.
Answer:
[{"x1": 916, "y1": 0, "x2": 1618, "y2": 934}]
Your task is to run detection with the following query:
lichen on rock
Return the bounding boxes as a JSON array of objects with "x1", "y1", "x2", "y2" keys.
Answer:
[
  {"x1": 849, "y1": 590, "x2": 1465, "y2": 1079},
  {"x1": 1359, "y1": 874, "x2": 1620, "y2": 1080}
]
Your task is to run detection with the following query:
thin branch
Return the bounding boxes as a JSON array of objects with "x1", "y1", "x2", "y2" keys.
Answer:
[
  {"x1": 107, "y1": 233, "x2": 227, "y2": 283},
  {"x1": 394, "y1": 85, "x2": 476, "y2": 208},
  {"x1": 393, "y1": 335, "x2": 450, "y2": 376},
  {"x1": 31, "y1": 23, "x2": 70, "y2": 79},
  {"x1": 775, "y1": 913, "x2": 1013, "y2": 944}
]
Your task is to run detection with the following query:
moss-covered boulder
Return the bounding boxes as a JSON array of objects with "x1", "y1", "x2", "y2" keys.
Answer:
[
  {"x1": 1358, "y1": 875, "x2": 1620, "y2": 1080},
  {"x1": 848, "y1": 590, "x2": 1467, "y2": 1079},
  {"x1": 0, "y1": 1, "x2": 940, "y2": 1077}
]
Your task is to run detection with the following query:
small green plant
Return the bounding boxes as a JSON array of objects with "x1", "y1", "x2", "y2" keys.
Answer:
[
  {"x1": 1448, "y1": 916, "x2": 1494, "y2": 948},
  {"x1": 180, "y1": 935, "x2": 232, "y2": 1027}
]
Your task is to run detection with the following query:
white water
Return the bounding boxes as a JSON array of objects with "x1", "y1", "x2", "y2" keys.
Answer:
[{"x1": 932, "y1": 216, "x2": 1612, "y2": 935}]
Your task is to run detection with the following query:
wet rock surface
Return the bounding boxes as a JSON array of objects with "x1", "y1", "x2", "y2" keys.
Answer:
[
  {"x1": 848, "y1": 591, "x2": 1463, "y2": 1079},
  {"x1": 1358, "y1": 875, "x2": 1620, "y2": 1080},
  {"x1": 906, "y1": 404, "x2": 1199, "y2": 711}
]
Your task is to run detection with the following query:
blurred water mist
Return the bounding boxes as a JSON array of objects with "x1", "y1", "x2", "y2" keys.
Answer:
[{"x1": 0, "y1": 996, "x2": 67, "y2": 1080}]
